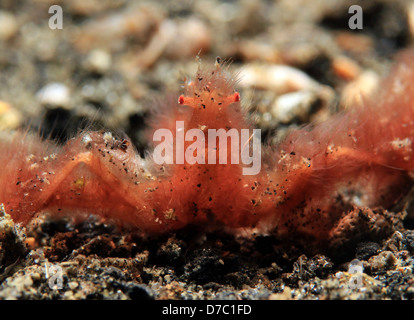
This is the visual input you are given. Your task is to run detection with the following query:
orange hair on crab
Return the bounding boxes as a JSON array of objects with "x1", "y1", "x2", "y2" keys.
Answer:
[{"x1": 0, "y1": 52, "x2": 414, "y2": 247}]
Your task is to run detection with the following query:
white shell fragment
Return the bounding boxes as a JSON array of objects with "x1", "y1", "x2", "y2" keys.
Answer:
[{"x1": 271, "y1": 90, "x2": 317, "y2": 123}]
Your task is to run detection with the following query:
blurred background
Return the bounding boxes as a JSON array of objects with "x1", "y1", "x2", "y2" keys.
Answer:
[{"x1": 0, "y1": 0, "x2": 413, "y2": 153}]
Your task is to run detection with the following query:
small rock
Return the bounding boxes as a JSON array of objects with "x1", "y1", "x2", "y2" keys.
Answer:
[
  {"x1": 0, "y1": 101, "x2": 22, "y2": 130},
  {"x1": 85, "y1": 49, "x2": 112, "y2": 74},
  {"x1": 64, "y1": 291, "x2": 74, "y2": 299},
  {"x1": 368, "y1": 251, "x2": 397, "y2": 273},
  {"x1": 270, "y1": 90, "x2": 319, "y2": 124},
  {"x1": 402, "y1": 230, "x2": 414, "y2": 253},
  {"x1": 239, "y1": 64, "x2": 319, "y2": 94},
  {"x1": 68, "y1": 281, "x2": 79, "y2": 290},
  {"x1": 331, "y1": 55, "x2": 361, "y2": 81},
  {"x1": 31, "y1": 272, "x2": 41, "y2": 281},
  {"x1": 126, "y1": 283, "x2": 155, "y2": 300},
  {"x1": 269, "y1": 286, "x2": 292, "y2": 300},
  {"x1": 36, "y1": 83, "x2": 71, "y2": 109},
  {"x1": 0, "y1": 11, "x2": 18, "y2": 41}
]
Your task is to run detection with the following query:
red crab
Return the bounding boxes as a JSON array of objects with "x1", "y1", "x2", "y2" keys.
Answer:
[{"x1": 1, "y1": 53, "x2": 414, "y2": 246}]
